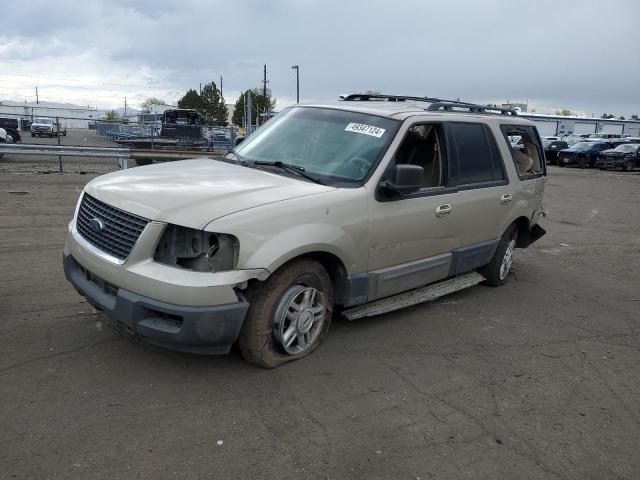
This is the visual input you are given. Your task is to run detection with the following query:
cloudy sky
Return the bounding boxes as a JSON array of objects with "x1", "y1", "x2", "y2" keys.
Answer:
[{"x1": 2, "y1": 0, "x2": 639, "y2": 116}]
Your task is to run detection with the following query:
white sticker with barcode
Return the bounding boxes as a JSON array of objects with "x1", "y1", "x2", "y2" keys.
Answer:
[{"x1": 344, "y1": 122, "x2": 386, "y2": 138}]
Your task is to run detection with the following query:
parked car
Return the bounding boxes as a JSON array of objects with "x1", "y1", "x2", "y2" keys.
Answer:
[
  {"x1": 63, "y1": 95, "x2": 547, "y2": 367},
  {"x1": 0, "y1": 117, "x2": 21, "y2": 143},
  {"x1": 542, "y1": 139, "x2": 569, "y2": 164},
  {"x1": 596, "y1": 143, "x2": 640, "y2": 171},
  {"x1": 30, "y1": 117, "x2": 58, "y2": 137},
  {"x1": 556, "y1": 141, "x2": 613, "y2": 168},
  {"x1": 0, "y1": 127, "x2": 12, "y2": 160}
]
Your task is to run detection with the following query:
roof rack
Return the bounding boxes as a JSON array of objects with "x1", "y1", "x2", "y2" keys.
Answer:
[{"x1": 341, "y1": 93, "x2": 518, "y2": 116}]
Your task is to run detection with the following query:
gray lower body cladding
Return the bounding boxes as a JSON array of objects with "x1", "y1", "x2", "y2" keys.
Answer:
[{"x1": 63, "y1": 253, "x2": 249, "y2": 354}]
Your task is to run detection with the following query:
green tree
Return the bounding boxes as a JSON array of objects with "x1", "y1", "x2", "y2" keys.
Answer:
[
  {"x1": 631, "y1": 114, "x2": 639, "y2": 120},
  {"x1": 104, "y1": 110, "x2": 120, "y2": 121},
  {"x1": 231, "y1": 89, "x2": 276, "y2": 126},
  {"x1": 601, "y1": 113, "x2": 615, "y2": 119},
  {"x1": 177, "y1": 89, "x2": 203, "y2": 112},
  {"x1": 200, "y1": 82, "x2": 228, "y2": 125},
  {"x1": 619, "y1": 115, "x2": 625, "y2": 120},
  {"x1": 140, "y1": 97, "x2": 166, "y2": 114},
  {"x1": 555, "y1": 109, "x2": 573, "y2": 116}
]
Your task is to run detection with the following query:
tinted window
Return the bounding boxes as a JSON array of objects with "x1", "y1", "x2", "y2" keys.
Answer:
[{"x1": 450, "y1": 123, "x2": 504, "y2": 184}]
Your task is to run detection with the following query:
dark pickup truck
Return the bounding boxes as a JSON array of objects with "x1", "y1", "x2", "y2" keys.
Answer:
[{"x1": 596, "y1": 143, "x2": 640, "y2": 171}]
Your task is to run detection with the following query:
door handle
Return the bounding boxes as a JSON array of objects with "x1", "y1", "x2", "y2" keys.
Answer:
[
  {"x1": 500, "y1": 193, "x2": 512, "y2": 204},
  {"x1": 435, "y1": 204, "x2": 452, "y2": 217}
]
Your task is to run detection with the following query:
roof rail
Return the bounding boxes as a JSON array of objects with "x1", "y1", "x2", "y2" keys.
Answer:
[
  {"x1": 427, "y1": 102, "x2": 518, "y2": 116},
  {"x1": 341, "y1": 93, "x2": 517, "y2": 116}
]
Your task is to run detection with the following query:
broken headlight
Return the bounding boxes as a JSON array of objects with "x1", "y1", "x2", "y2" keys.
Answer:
[{"x1": 154, "y1": 225, "x2": 238, "y2": 272}]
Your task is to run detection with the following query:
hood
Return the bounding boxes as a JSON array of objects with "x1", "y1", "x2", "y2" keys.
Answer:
[
  {"x1": 85, "y1": 158, "x2": 335, "y2": 228},
  {"x1": 600, "y1": 149, "x2": 622, "y2": 155},
  {"x1": 561, "y1": 147, "x2": 589, "y2": 154}
]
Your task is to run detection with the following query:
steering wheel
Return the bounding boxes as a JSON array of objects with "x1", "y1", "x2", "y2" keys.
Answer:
[{"x1": 347, "y1": 156, "x2": 371, "y2": 177}]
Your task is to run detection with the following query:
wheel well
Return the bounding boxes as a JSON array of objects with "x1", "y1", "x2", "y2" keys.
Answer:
[
  {"x1": 259, "y1": 252, "x2": 350, "y2": 306},
  {"x1": 513, "y1": 216, "x2": 531, "y2": 248},
  {"x1": 303, "y1": 252, "x2": 350, "y2": 306}
]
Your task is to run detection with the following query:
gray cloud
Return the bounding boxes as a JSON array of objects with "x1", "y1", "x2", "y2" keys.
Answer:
[{"x1": 3, "y1": 0, "x2": 640, "y2": 115}]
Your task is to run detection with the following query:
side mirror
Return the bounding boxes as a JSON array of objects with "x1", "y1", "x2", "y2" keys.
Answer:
[{"x1": 381, "y1": 164, "x2": 424, "y2": 195}]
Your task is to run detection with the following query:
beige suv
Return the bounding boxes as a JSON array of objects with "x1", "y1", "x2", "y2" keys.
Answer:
[{"x1": 63, "y1": 94, "x2": 546, "y2": 367}]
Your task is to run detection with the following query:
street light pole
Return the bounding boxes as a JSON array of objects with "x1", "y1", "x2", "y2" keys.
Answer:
[{"x1": 291, "y1": 65, "x2": 299, "y2": 103}]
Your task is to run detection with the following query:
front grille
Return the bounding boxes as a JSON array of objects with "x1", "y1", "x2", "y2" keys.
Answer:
[{"x1": 76, "y1": 193, "x2": 149, "y2": 261}]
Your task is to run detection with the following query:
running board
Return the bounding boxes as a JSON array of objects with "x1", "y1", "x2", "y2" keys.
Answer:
[{"x1": 342, "y1": 272, "x2": 485, "y2": 320}]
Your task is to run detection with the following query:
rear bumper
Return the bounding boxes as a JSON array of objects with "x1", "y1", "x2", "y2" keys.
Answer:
[{"x1": 64, "y1": 252, "x2": 249, "y2": 354}]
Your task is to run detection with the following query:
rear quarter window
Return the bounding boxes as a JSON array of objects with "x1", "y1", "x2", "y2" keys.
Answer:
[{"x1": 500, "y1": 125, "x2": 545, "y2": 179}]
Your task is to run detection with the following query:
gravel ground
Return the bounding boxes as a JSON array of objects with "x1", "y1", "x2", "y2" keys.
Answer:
[{"x1": 0, "y1": 154, "x2": 639, "y2": 479}]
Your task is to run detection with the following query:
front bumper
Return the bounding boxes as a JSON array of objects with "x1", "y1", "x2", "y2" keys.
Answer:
[
  {"x1": 597, "y1": 157, "x2": 624, "y2": 168},
  {"x1": 64, "y1": 252, "x2": 249, "y2": 354}
]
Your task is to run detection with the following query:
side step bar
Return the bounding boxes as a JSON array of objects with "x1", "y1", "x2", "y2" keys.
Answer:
[{"x1": 342, "y1": 272, "x2": 485, "y2": 320}]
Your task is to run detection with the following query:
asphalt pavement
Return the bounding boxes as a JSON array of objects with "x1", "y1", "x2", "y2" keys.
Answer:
[{"x1": 0, "y1": 154, "x2": 639, "y2": 479}]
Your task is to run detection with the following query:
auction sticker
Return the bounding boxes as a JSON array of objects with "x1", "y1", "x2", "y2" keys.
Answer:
[{"x1": 344, "y1": 123, "x2": 386, "y2": 138}]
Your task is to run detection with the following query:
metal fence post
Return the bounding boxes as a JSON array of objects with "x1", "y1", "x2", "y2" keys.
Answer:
[
  {"x1": 56, "y1": 116, "x2": 63, "y2": 173},
  {"x1": 151, "y1": 113, "x2": 156, "y2": 150}
]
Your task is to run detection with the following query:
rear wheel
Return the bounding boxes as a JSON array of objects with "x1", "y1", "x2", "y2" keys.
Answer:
[
  {"x1": 238, "y1": 259, "x2": 333, "y2": 368},
  {"x1": 479, "y1": 224, "x2": 518, "y2": 287}
]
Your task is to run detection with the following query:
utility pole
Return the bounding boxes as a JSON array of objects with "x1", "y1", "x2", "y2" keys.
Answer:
[
  {"x1": 35, "y1": 86, "x2": 39, "y2": 104},
  {"x1": 291, "y1": 65, "x2": 299, "y2": 103},
  {"x1": 220, "y1": 76, "x2": 223, "y2": 97},
  {"x1": 199, "y1": 83, "x2": 202, "y2": 95},
  {"x1": 262, "y1": 64, "x2": 268, "y2": 126},
  {"x1": 124, "y1": 96, "x2": 127, "y2": 117}
]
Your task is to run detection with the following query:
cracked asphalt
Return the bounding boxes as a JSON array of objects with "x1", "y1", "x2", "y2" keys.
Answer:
[{"x1": 1, "y1": 145, "x2": 639, "y2": 479}]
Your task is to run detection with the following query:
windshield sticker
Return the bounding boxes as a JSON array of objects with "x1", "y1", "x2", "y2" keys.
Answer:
[{"x1": 344, "y1": 123, "x2": 386, "y2": 138}]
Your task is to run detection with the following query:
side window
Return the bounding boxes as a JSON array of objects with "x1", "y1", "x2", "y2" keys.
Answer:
[
  {"x1": 500, "y1": 125, "x2": 544, "y2": 178},
  {"x1": 449, "y1": 123, "x2": 505, "y2": 185},
  {"x1": 394, "y1": 124, "x2": 445, "y2": 188}
]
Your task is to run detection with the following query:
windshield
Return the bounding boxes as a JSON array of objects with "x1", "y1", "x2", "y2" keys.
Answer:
[
  {"x1": 571, "y1": 142, "x2": 595, "y2": 150},
  {"x1": 232, "y1": 107, "x2": 399, "y2": 185},
  {"x1": 35, "y1": 118, "x2": 52, "y2": 124},
  {"x1": 615, "y1": 144, "x2": 639, "y2": 152}
]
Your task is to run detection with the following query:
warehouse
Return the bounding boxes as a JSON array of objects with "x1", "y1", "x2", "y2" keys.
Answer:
[{"x1": 519, "y1": 113, "x2": 640, "y2": 137}]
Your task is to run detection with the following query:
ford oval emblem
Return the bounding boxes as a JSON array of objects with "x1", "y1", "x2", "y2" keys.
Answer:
[{"x1": 89, "y1": 217, "x2": 104, "y2": 233}]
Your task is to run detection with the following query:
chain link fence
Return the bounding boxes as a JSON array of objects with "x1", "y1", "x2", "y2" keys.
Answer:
[{"x1": 0, "y1": 106, "x2": 238, "y2": 152}]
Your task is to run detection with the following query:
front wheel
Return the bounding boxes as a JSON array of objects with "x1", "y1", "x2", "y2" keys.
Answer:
[
  {"x1": 623, "y1": 160, "x2": 634, "y2": 172},
  {"x1": 479, "y1": 224, "x2": 518, "y2": 287},
  {"x1": 577, "y1": 157, "x2": 588, "y2": 169},
  {"x1": 238, "y1": 259, "x2": 333, "y2": 368}
]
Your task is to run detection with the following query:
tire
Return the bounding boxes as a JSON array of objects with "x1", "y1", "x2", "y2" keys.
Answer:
[
  {"x1": 577, "y1": 157, "x2": 588, "y2": 169},
  {"x1": 623, "y1": 160, "x2": 634, "y2": 172},
  {"x1": 238, "y1": 259, "x2": 333, "y2": 368},
  {"x1": 135, "y1": 159, "x2": 153, "y2": 166},
  {"x1": 479, "y1": 224, "x2": 518, "y2": 287},
  {"x1": 30, "y1": 133, "x2": 34, "y2": 137}
]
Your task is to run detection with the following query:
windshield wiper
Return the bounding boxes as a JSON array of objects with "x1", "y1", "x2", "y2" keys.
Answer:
[
  {"x1": 253, "y1": 161, "x2": 328, "y2": 185},
  {"x1": 226, "y1": 148, "x2": 249, "y2": 166}
]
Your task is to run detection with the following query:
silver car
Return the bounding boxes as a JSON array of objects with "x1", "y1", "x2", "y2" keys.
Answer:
[{"x1": 63, "y1": 94, "x2": 547, "y2": 367}]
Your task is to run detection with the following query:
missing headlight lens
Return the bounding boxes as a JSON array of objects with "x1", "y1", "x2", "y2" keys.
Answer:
[{"x1": 154, "y1": 225, "x2": 238, "y2": 272}]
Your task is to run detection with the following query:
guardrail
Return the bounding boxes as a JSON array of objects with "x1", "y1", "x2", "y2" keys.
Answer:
[{"x1": 0, "y1": 144, "x2": 130, "y2": 172}]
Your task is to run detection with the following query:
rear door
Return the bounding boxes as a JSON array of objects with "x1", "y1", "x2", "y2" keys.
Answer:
[{"x1": 442, "y1": 122, "x2": 512, "y2": 249}]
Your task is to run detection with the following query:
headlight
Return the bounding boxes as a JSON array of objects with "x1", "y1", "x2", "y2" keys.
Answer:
[{"x1": 154, "y1": 225, "x2": 238, "y2": 272}]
